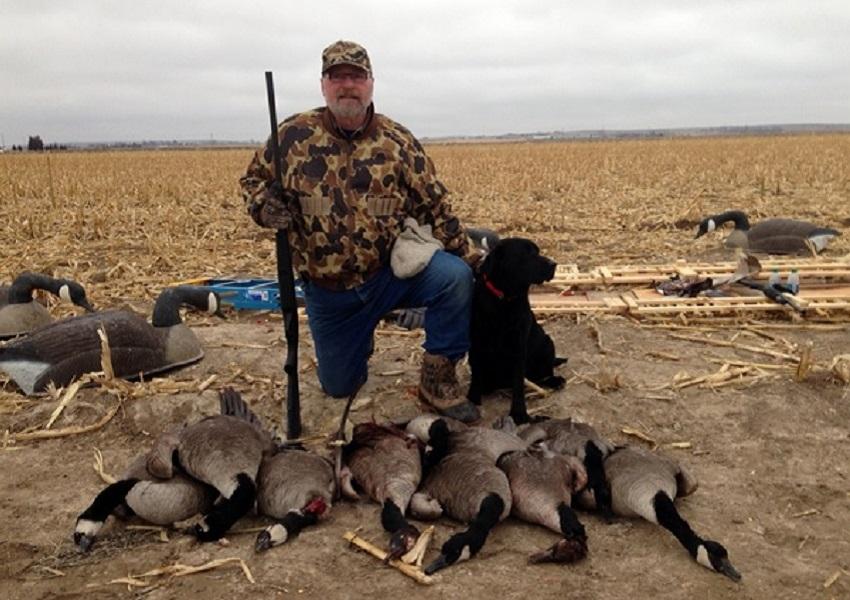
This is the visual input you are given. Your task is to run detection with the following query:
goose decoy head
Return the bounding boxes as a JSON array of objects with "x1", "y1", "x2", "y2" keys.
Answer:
[
  {"x1": 695, "y1": 218, "x2": 716, "y2": 239},
  {"x1": 697, "y1": 540, "x2": 741, "y2": 582},
  {"x1": 58, "y1": 280, "x2": 95, "y2": 312}
]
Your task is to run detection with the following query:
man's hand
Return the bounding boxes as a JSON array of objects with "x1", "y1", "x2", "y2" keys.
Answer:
[{"x1": 259, "y1": 181, "x2": 293, "y2": 229}]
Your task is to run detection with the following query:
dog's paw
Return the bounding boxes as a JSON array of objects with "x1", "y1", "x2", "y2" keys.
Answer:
[{"x1": 539, "y1": 375, "x2": 566, "y2": 390}]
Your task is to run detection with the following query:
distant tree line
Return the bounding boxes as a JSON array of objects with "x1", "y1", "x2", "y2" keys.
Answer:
[{"x1": 3, "y1": 135, "x2": 68, "y2": 152}]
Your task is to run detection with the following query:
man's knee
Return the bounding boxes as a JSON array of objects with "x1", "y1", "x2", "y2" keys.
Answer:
[{"x1": 319, "y1": 368, "x2": 367, "y2": 398}]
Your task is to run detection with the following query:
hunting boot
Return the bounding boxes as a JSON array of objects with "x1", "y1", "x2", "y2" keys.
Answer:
[{"x1": 419, "y1": 352, "x2": 480, "y2": 424}]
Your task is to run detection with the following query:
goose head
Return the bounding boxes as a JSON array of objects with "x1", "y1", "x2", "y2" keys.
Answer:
[
  {"x1": 696, "y1": 539, "x2": 741, "y2": 582},
  {"x1": 694, "y1": 217, "x2": 717, "y2": 239},
  {"x1": 58, "y1": 280, "x2": 95, "y2": 312},
  {"x1": 424, "y1": 529, "x2": 479, "y2": 575}
]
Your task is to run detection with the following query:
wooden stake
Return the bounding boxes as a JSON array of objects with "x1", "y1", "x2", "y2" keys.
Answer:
[{"x1": 343, "y1": 531, "x2": 434, "y2": 585}]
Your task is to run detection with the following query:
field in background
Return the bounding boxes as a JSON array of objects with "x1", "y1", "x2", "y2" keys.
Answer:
[
  {"x1": 2, "y1": 134, "x2": 850, "y2": 599},
  {"x1": 2, "y1": 134, "x2": 849, "y2": 300}
]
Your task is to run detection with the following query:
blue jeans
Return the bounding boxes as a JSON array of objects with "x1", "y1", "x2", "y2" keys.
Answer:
[{"x1": 302, "y1": 250, "x2": 472, "y2": 397}]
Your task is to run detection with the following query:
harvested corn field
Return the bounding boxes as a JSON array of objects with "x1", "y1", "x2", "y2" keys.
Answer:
[{"x1": 1, "y1": 134, "x2": 850, "y2": 599}]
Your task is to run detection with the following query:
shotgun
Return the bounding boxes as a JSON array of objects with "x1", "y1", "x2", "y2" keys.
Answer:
[{"x1": 264, "y1": 71, "x2": 301, "y2": 439}]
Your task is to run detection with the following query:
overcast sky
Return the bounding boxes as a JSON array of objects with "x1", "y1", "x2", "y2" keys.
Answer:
[{"x1": 2, "y1": 0, "x2": 849, "y2": 145}]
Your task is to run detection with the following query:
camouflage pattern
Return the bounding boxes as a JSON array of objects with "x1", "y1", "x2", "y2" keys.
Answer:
[
  {"x1": 321, "y1": 40, "x2": 372, "y2": 76},
  {"x1": 240, "y1": 105, "x2": 476, "y2": 290}
]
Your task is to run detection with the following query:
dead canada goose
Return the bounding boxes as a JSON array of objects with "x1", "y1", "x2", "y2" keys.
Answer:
[
  {"x1": 73, "y1": 427, "x2": 217, "y2": 552},
  {"x1": 496, "y1": 446, "x2": 589, "y2": 564},
  {"x1": 576, "y1": 445, "x2": 741, "y2": 582},
  {"x1": 695, "y1": 210, "x2": 840, "y2": 254},
  {"x1": 171, "y1": 387, "x2": 275, "y2": 541},
  {"x1": 0, "y1": 285, "x2": 220, "y2": 395},
  {"x1": 219, "y1": 382, "x2": 335, "y2": 552},
  {"x1": 340, "y1": 422, "x2": 425, "y2": 559},
  {"x1": 518, "y1": 417, "x2": 616, "y2": 518},
  {"x1": 420, "y1": 449, "x2": 512, "y2": 575},
  {"x1": 405, "y1": 417, "x2": 524, "y2": 574},
  {"x1": 0, "y1": 272, "x2": 94, "y2": 338},
  {"x1": 254, "y1": 446, "x2": 335, "y2": 552}
]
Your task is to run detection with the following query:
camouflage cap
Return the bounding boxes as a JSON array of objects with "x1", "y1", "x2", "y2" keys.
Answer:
[{"x1": 321, "y1": 40, "x2": 372, "y2": 76}]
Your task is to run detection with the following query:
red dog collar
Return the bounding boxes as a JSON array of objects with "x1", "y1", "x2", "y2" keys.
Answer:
[{"x1": 482, "y1": 274, "x2": 505, "y2": 299}]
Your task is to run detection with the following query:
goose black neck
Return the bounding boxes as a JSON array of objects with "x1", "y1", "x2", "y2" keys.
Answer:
[
  {"x1": 461, "y1": 493, "x2": 504, "y2": 555},
  {"x1": 557, "y1": 502, "x2": 587, "y2": 540},
  {"x1": 78, "y1": 478, "x2": 140, "y2": 522},
  {"x1": 653, "y1": 490, "x2": 701, "y2": 557},
  {"x1": 280, "y1": 509, "x2": 319, "y2": 538},
  {"x1": 7, "y1": 272, "x2": 62, "y2": 303},
  {"x1": 152, "y1": 285, "x2": 213, "y2": 327},
  {"x1": 193, "y1": 472, "x2": 256, "y2": 542},
  {"x1": 381, "y1": 499, "x2": 409, "y2": 533},
  {"x1": 422, "y1": 418, "x2": 451, "y2": 473},
  {"x1": 715, "y1": 211, "x2": 750, "y2": 231},
  {"x1": 584, "y1": 441, "x2": 613, "y2": 515},
  {"x1": 473, "y1": 492, "x2": 505, "y2": 532}
]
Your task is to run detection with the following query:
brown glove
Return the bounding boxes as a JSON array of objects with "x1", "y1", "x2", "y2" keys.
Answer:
[{"x1": 258, "y1": 181, "x2": 293, "y2": 229}]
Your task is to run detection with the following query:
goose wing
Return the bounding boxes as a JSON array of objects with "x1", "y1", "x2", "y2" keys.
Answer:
[
  {"x1": 422, "y1": 452, "x2": 512, "y2": 523},
  {"x1": 748, "y1": 219, "x2": 838, "y2": 253},
  {"x1": 257, "y1": 449, "x2": 335, "y2": 518}
]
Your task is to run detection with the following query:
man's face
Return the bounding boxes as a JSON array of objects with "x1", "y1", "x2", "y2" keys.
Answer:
[{"x1": 321, "y1": 65, "x2": 374, "y2": 123}]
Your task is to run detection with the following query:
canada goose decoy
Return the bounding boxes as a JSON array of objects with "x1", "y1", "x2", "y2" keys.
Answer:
[
  {"x1": 695, "y1": 210, "x2": 840, "y2": 254},
  {"x1": 518, "y1": 417, "x2": 616, "y2": 519},
  {"x1": 575, "y1": 445, "x2": 741, "y2": 582},
  {"x1": 340, "y1": 422, "x2": 425, "y2": 560},
  {"x1": 0, "y1": 272, "x2": 94, "y2": 338},
  {"x1": 466, "y1": 227, "x2": 502, "y2": 254},
  {"x1": 496, "y1": 446, "x2": 589, "y2": 564},
  {"x1": 0, "y1": 285, "x2": 220, "y2": 395},
  {"x1": 73, "y1": 427, "x2": 217, "y2": 552}
]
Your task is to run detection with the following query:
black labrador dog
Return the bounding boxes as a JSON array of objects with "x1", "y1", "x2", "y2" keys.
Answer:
[{"x1": 467, "y1": 237, "x2": 567, "y2": 424}]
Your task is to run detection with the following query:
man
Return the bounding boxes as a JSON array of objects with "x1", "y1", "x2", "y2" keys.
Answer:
[{"x1": 240, "y1": 40, "x2": 480, "y2": 423}]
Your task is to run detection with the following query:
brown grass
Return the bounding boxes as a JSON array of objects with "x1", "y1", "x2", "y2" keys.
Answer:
[{"x1": 1, "y1": 134, "x2": 848, "y2": 307}]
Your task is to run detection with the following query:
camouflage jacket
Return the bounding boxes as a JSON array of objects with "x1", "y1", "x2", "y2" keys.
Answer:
[{"x1": 240, "y1": 105, "x2": 475, "y2": 290}]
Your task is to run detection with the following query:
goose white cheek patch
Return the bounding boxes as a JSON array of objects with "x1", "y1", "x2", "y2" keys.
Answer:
[
  {"x1": 707, "y1": 220, "x2": 716, "y2": 232},
  {"x1": 207, "y1": 293, "x2": 218, "y2": 314},
  {"x1": 59, "y1": 284, "x2": 72, "y2": 303},
  {"x1": 75, "y1": 518, "x2": 103, "y2": 537}
]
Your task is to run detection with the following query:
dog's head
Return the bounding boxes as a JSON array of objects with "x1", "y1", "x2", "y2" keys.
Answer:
[{"x1": 479, "y1": 237, "x2": 557, "y2": 295}]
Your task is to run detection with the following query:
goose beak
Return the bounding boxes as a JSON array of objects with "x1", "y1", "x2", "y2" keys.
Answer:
[
  {"x1": 528, "y1": 537, "x2": 588, "y2": 564},
  {"x1": 423, "y1": 554, "x2": 449, "y2": 575},
  {"x1": 73, "y1": 531, "x2": 95, "y2": 552},
  {"x1": 255, "y1": 530, "x2": 273, "y2": 553},
  {"x1": 80, "y1": 299, "x2": 95, "y2": 312},
  {"x1": 717, "y1": 558, "x2": 742, "y2": 582}
]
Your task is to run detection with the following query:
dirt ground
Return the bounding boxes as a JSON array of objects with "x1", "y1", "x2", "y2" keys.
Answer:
[{"x1": 2, "y1": 303, "x2": 849, "y2": 599}]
